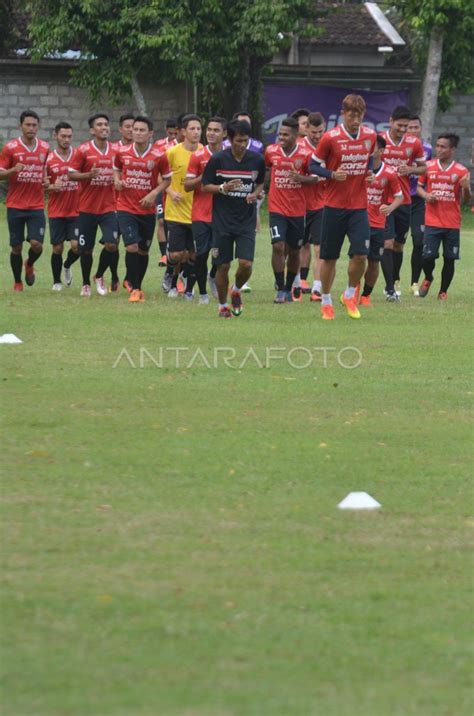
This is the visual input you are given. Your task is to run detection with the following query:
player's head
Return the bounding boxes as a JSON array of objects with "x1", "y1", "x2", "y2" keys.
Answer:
[
  {"x1": 176, "y1": 113, "x2": 187, "y2": 142},
  {"x1": 206, "y1": 116, "x2": 227, "y2": 147},
  {"x1": 435, "y1": 133, "x2": 459, "y2": 160},
  {"x1": 341, "y1": 95, "x2": 366, "y2": 132},
  {"x1": 290, "y1": 108, "x2": 311, "y2": 137},
  {"x1": 19, "y1": 110, "x2": 40, "y2": 139},
  {"x1": 53, "y1": 121, "x2": 73, "y2": 150},
  {"x1": 278, "y1": 117, "x2": 299, "y2": 151},
  {"x1": 374, "y1": 134, "x2": 387, "y2": 160},
  {"x1": 133, "y1": 116, "x2": 153, "y2": 145},
  {"x1": 181, "y1": 114, "x2": 202, "y2": 145},
  {"x1": 88, "y1": 113, "x2": 110, "y2": 139},
  {"x1": 407, "y1": 114, "x2": 422, "y2": 138},
  {"x1": 227, "y1": 119, "x2": 251, "y2": 158},
  {"x1": 232, "y1": 111, "x2": 252, "y2": 128},
  {"x1": 118, "y1": 112, "x2": 135, "y2": 143},
  {"x1": 389, "y1": 106, "x2": 411, "y2": 138},
  {"x1": 307, "y1": 112, "x2": 326, "y2": 146},
  {"x1": 165, "y1": 118, "x2": 178, "y2": 141}
]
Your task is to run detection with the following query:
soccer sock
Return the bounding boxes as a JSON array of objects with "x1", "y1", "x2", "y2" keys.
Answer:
[
  {"x1": 159, "y1": 241, "x2": 167, "y2": 257},
  {"x1": 27, "y1": 247, "x2": 41, "y2": 266},
  {"x1": 10, "y1": 253, "x2": 22, "y2": 282},
  {"x1": 95, "y1": 248, "x2": 110, "y2": 279},
  {"x1": 393, "y1": 251, "x2": 403, "y2": 282},
  {"x1": 362, "y1": 283, "x2": 373, "y2": 297},
  {"x1": 81, "y1": 253, "x2": 93, "y2": 285},
  {"x1": 137, "y1": 253, "x2": 149, "y2": 289},
  {"x1": 109, "y1": 250, "x2": 119, "y2": 282},
  {"x1": 184, "y1": 260, "x2": 197, "y2": 294},
  {"x1": 51, "y1": 253, "x2": 62, "y2": 283},
  {"x1": 231, "y1": 283, "x2": 241, "y2": 294},
  {"x1": 321, "y1": 293, "x2": 332, "y2": 306},
  {"x1": 165, "y1": 260, "x2": 175, "y2": 276},
  {"x1": 312, "y1": 280, "x2": 322, "y2": 293},
  {"x1": 381, "y1": 248, "x2": 394, "y2": 292},
  {"x1": 63, "y1": 249, "x2": 79, "y2": 269},
  {"x1": 274, "y1": 271, "x2": 285, "y2": 291},
  {"x1": 300, "y1": 267, "x2": 309, "y2": 281},
  {"x1": 344, "y1": 286, "x2": 356, "y2": 299},
  {"x1": 411, "y1": 245, "x2": 423, "y2": 284},
  {"x1": 284, "y1": 271, "x2": 296, "y2": 292},
  {"x1": 125, "y1": 252, "x2": 139, "y2": 290},
  {"x1": 422, "y1": 258, "x2": 435, "y2": 282},
  {"x1": 195, "y1": 253, "x2": 208, "y2": 294},
  {"x1": 209, "y1": 264, "x2": 217, "y2": 279},
  {"x1": 219, "y1": 303, "x2": 228, "y2": 309},
  {"x1": 440, "y1": 258, "x2": 455, "y2": 293},
  {"x1": 293, "y1": 273, "x2": 301, "y2": 288}
]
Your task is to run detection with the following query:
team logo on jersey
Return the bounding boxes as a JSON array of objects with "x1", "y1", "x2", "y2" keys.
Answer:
[
  {"x1": 294, "y1": 159, "x2": 303, "y2": 170},
  {"x1": 364, "y1": 140, "x2": 372, "y2": 150},
  {"x1": 381, "y1": 177, "x2": 387, "y2": 186},
  {"x1": 39, "y1": 153, "x2": 46, "y2": 161},
  {"x1": 147, "y1": 160, "x2": 154, "y2": 170},
  {"x1": 406, "y1": 148, "x2": 413, "y2": 157},
  {"x1": 451, "y1": 173, "x2": 459, "y2": 182}
]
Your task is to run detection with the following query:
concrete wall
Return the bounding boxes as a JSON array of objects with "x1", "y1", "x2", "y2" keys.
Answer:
[{"x1": 432, "y1": 91, "x2": 474, "y2": 173}]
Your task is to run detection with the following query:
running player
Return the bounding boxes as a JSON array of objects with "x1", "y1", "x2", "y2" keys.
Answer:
[
  {"x1": 202, "y1": 119, "x2": 265, "y2": 318},
  {"x1": 0, "y1": 110, "x2": 49, "y2": 290},
  {"x1": 380, "y1": 106, "x2": 426, "y2": 300},
  {"x1": 153, "y1": 118, "x2": 179, "y2": 152},
  {"x1": 114, "y1": 116, "x2": 171, "y2": 302},
  {"x1": 310, "y1": 94, "x2": 377, "y2": 320},
  {"x1": 290, "y1": 108, "x2": 311, "y2": 140},
  {"x1": 152, "y1": 118, "x2": 179, "y2": 267},
  {"x1": 358, "y1": 135, "x2": 403, "y2": 306},
  {"x1": 69, "y1": 113, "x2": 118, "y2": 297},
  {"x1": 183, "y1": 116, "x2": 227, "y2": 304},
  {"x1": 112, "y1": 113, "x2": 134, "y2": 151},
  {"x1": 407, "y1": 114, "x2": 432, "y2": 295},
  {"x1": 417, "y1": 134, "x2": 471, "y2": 299},
  {"x1": 264, "y1": 117, "x2": 313, "y2": 303},
  {"x1": 44, "y1": 121, "x2": 80, "y2": 290}
]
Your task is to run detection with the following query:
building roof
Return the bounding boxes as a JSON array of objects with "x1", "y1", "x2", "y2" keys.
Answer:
[{"x1": 309, "y1": 2, "x2": 405, "y2": 47}]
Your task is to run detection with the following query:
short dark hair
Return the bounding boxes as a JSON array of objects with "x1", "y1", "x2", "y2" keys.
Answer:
[
  {"x1": 376, "y1": 134, "x2": 387, "y2": 150},
  {"x1": 391, "y1": 106, "x2": 411, "y2": 121},
  {"x1": 281, "y1": 117, "x2": 299, "y2": 132},
  {"x1": 134, "y1": 115, "x2": 153, "y2": 131},
  {"x1": 208, "y1": 116, "x2": 227, "y2": 130},
  {"x1": 291, "y1": 108, "x2": 311, "y2": 120},
  {"x1": 409, "y1": 114, "x2": 422, "y2": 123},
  {"x1": 308, "y1": 112, "x2": 325, "y2": 127},
  {"x1": 181, "y1": 114, "x2": 202, "y2": 129},
  {"x1": 166, "y1": 118, "x2": 178, "y2": 128},
  {"x1": 437, "y1": 133, "x2": 459, "y2": 148},
  {"x1": 88, "y1": 113, "x2": 109, "y2": 128},
  {"x1": 20, "y1": 110, "x2": 40, "y2": 124},
  {"x1": 176, "y1": 113, "x2": 186, "y2": 129},
  {"x1": 54, "y1": 121, "x2": 73, "y2": 133},
  {"x1": 232, "y1": 110, "x2": 251, "y2": 121},
  {"x1": 119, "y1": 112, "x2": 135, "y2": 126},
  {"x1": 227, "y1": 119, "x2": 251, "y2": 141}
]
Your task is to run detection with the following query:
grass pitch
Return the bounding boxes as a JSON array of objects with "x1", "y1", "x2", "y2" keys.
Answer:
[{"x1": 1, "y1": 205, "x2": 473, "y2": 716}]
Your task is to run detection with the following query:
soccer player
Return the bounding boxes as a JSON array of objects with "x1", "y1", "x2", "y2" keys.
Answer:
[
  {"x1": 44, "y1": 121, "x2": 80, "y2": 290},
  {"x1": 417, "y1": 134, "x2": 471, "y2": 299},
  {"x1": 153, "y1": 118, "x2": 179, "y2": 152},
  {"x1": 69, "y1": 113, "x2": 118, "y2": 297},
  {"x1": 183, "y1": 116, "x2": 227, "y2": 304},
  {"x1": 152, "y1": 118, "x2": 179, "y2": 267},
  {"x1": 380, "y1": 106, "x2": 426, "y2": 300},
  {"x1": 264, "y1": 117, "x2": 313, "y2": 303},
  {"x1": 112, "y1": 113, "x2": 135, "y2": 151},
  {"x1": 223, "y1": 112, "x2": 264, "y2": 154},
  {"x1": 162, "y1": 114, "x2": 202, "y2": 299},
  {"x1": 0, "y1": 110, "x2": 49, "y2": 290},
  {"x1": 290, "y1": 108, "x2": 311, "y2": 140},
  {"x1": 114, "y1": 116, "x2": 171, "y2": 302},
  {"x1": 202, "y1": 119, "x2": 265, "y2": 318},
  {"x1": 358, "y1": 135, "x2": 403, "y2": 306},
  {"x1": 407, "y1": 115, "x2": 433, "y2": 295},
  {"x1": 309, "y1": 94, "x2": 377, "y2": 320}
]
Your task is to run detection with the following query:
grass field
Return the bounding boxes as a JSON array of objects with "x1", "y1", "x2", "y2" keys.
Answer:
[{"x1": 1, "y1": 204, "x2": 473, "y2": 716}]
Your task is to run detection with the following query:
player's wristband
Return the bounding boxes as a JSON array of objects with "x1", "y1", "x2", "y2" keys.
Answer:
[{"x1": 219, "y1": 183, "x2": 227, "y2": 194}]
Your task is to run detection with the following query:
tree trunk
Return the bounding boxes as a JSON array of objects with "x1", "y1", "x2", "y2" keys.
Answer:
[
  {"x1": 420, "y1": 28, "x2": 444, "y2": 141},
  {"x1": 130, "y1": 73, "x2": 147, "y2": 115}
]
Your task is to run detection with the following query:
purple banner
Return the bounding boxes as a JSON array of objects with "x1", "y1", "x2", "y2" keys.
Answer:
[{"x1": 262, "y1": 83, "x2": 409, "y2": 143}]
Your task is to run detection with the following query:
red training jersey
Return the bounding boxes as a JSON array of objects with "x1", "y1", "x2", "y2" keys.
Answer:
[
  {"x1": 264, "y1": 142, "x2": 311, "y2": 217},
  {"x1": 45, "y1": 148, "x2": 80, "y2": 218},
  {"x1": 70, "y1": 140, "x2": 116, "y2": 214},
  {"x1": 418, "y1": 159, "x2": 469, "y2": 229},
  {"x1": 380, "y1": 132, "x2": 425, "y2": 204},
  {"x1": 152, "y1": 137, "x2": 178, "y2": 152},
  {"x1": 367, "y1": 162, "x2": 402, "y2": 229},
  {"x1": 301, "y1": 136, "x2": 326, "y2": 212},
  {"x1": 0, "y1": 137, "x2": 49, "y2": 210},
  {"x1": 186, "y1": 145, "x2": 214, "y2": 223},
  {"x1": 111, "y1": 140, "x2": 131, "y2": 153},
  {"x1": 114, "y1": 144, "x2": 171, "y2": 215},
  {"x1": 313, "y1": 124, "x2": 376, "y2": 210}
]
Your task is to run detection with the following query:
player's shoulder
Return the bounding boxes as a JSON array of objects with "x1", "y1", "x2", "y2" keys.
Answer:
[
  {"x1": 404, "y1": 134, "x2": 420, "y2": 146},
  {"x1": 193, "y1": 146, "x2": 208, "y2": 159},
  {"x1": 5, "y1": 139, "x2": 19, "y2": 150},
  {"x1": 77, "y1": 141, "x2": 91, "y2": 153},
  {"x1": 150, "y1": 146, "x2": 165, "y2": 159},
  {"x1": 360, "y1": 125, "x2": 376, "y2": 138},
  {"x1": 454, "y1": 161, "x2": 468, "y2": 174},
  {"x1": 326, "y1": 127, "x2": 340, "y2": 139},
  {"x1": 266, "y1": 143, "x2": 280, "y2": 154},
  {"x1": 426, "y1": 158, "x2": 437, "y2": 170},
  {"x1": 384, "y1": 164, "x2": 398, "y2": 177},
  {"x1": 39, "y1": 139, "x2": 50, "y2": 151},
  {"x1": 297, "y1": 144, "x2": 312, "y2": 157}
]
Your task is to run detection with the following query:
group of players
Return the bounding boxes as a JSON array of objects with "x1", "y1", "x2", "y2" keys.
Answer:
[{"x1": 0, "y1": 95, "x2": 470, "y2": 319}]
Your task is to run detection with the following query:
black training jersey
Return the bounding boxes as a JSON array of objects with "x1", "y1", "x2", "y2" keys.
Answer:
[{"x1": 202, "y1": 148, "x2": 265, "y2": 231}]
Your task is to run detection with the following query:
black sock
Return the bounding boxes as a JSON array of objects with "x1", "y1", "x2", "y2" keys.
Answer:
[
  {"x1": 171, "y1": 273, "x2": 178, "y2": 288},
  {"x1": 95, "y1": 248, "x2": 110, "y2": 279},
  {"x1": 440, "y1": 258, "x2": 455, "y2": 293},
  {"x1": 109, "y1": 250, "x2": 119, "y2": 282},
  {"x1": 411, "y1": 245, "x2": 423, "y2": 284},
  {"x1": 274, "y1": 271, "x2": 285, "y2": 291},
  {"x1": 195, "y1": 253, "x2": 209, "y2": 294},
  {"x1": 63, "y1": 249, "x2": 79, "y2": 269},
  {"x1": 165, "y1": 261, "x2": 175, "y2": 276},
  {"x1": 159, "y1": 241, "x2": 167, "y2": 257},
  {"x1": 362, "y1": 283, "x2": 373, "y2": 297},
  {"x1": 10, "y1": 253, "x2": 22, "y2": 282},
  {"x1": 138, "y1": 253, "x2": 149, "y2": 289},
  {"x1": 381, "y1": 249, "x2": 394, "y2": 292},
  {"x1": 300, "y1": 267, "x2": 309, "y2": 281},
  {"x1": 27, "y1": 247, "x2": 41, "y2": 266},
  {"x1": 393, "y1": 251, "x2": 403, "y2": 282},
  {"x1": 285, "y1": 271, "x2": 296, "y2": 292},
  {"x1": 422, "y1": 258, "x2": 435, "y2": 283},
  {"x1": 209, "y1": 264, "x2": 217, "y2": 279},
  {"x1": 184, "y1": 260, "x2": 196, "y2": 293},
  {"x1": 125, "y1": 252, "x2": 139, "y2": 290},
  {"x1": 81, "y1": 253, "x2": 93, "y2": 285},
  {"x1": 51, "y1": 253, "x2": 63, "y2": 283}
]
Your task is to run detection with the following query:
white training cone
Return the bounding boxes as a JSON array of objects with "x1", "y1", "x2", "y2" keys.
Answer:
[
  {"x1": 338, "y1": 492, "x2": 381, "y2": 510},
  {"x1": 0, "y1": 334, "x2": 22, "y2": 344}
]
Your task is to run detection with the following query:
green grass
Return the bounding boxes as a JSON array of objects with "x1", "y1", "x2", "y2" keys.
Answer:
[{"x1": 1, "y1": 204, "x2": 473, "y2": 716}]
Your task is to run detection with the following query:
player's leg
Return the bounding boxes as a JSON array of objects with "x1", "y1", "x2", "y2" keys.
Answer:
[
  {"x1": 94, "y1": 212, "x2": 119, "y2": 294},
  {"x1": 308, "y1": 210, "x2": 323, "y2": 301},
  {"x1": 164, "y1": 221, "x2": 187, "y2": 297},
  {"x1": 438, "y1": 229, "x2": 460, "y2": 299},
  {"x1": 299, "y1": 242, "x2": 311, "y2": 293},
  {"x1": 360, "y1": 229, "x2": 384, "y2": 306},
  {"x1": 392, "y1": 205, "x2": 410, "y2": 296},
  {"x1": 419, "y1": 226, "x2": 441, "y2": 297},
  {"x1": 319, "y1": 207, "x2": 346, "y2": 318},
  {"x1": 118, "y1": 211, "x2": 141, "y2": 301},
  {"x1": 78, "y1": 212, "x2": 98, "y2": 296},
  {"x1": 270, "y1": 213, "x2": 288, "y2": 303},
  {"x1": 49, "y1": 218, "x2": 66, "y2": 290},
  {"x1": 62, "y1": 219, "x2": 80, "y2": 287},
  {"x1": 211, "y1": 230, "x2": 234, "y2": 317},
  {"x1": 340, "y1": 209, "x2": 369, "y2": 319},
  {"x1": 183, "y1": 227, "x2": 197, "y2": 300},
  {"x1": 410, "y1": 194, "x2": 425, "y2": 295},
  {"x1": 380, "y1": 212, "x2": 396, "y2": 299},
  {"x1": 193, "y1": 221, "x2": 213, "y2": 303},
  {"x1": 230, "y1": 230, "x2": 256, "y2": 316},
  {"x1": 156, "y1": 194, "x2": 167, "y2": 266},
  {"x1": 24, "y1": 210, "x2": 45, "y2": 286},
  {"x1": 7, "y1": 209, "x2": 26, "y2": 290},
  {"x1": 136, "y1": 215, "x2": 155, "y2": 298}
]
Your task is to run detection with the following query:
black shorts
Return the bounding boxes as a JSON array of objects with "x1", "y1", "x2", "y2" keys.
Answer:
[
  {"x1": 49, "y1": 216, "x2": 79, "y2": 245},
  {"x1": 78, "y1": 211, "x2": 118, "y2": 252},
  {"x1": 211, "y1": 227, "x2": 256, "y2": 265},
  {"x1": 7, "y1": 208, "x2": 46, "y2": 247},
  {"x1": 384, "y1": 204, "x2": 411, "y2": 245},
  {"x1": 192, "y1": 221, "x2": 213, "y2": 256},
  {"x1": 349, "y1": 228, "x2": 384, "y2": 262},
  {"x1": 117, "y1": 211, "x2": 156, "y2": 250},
  {"x1": 305, "y1": 209, "x2": 323, "y2": 246},
  {"x1": 320, "y1": 207, "x2": 370, "y2": 260},
  {"x1": 410, "y1": 194, "x2": 425, "y2": 246},
  {"x1": 156, "y1": 192, "x2": 164, "y2": 220},
  {"x1": 269, "y1": 212, "x2": 305, "y2": 249},
  {"x1": 167, "y1": 221, "x2": 195, "y2": 253},
  {"x1": 423, "y1": 226, "x2": 460, "y2": 261}
]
